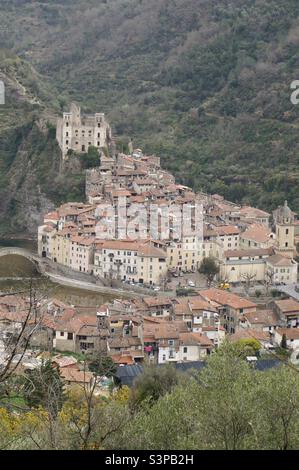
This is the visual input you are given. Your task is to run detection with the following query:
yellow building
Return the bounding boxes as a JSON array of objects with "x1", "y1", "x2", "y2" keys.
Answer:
[
  {"x1": 166, "y1": 236, "x2": 199, "y2": 272},
  {"x1": 220, "y1": 248, "x2": 272, "y2": 283},
  {"x1": 93, "y1": 239, "x2": 168, "y2": 286},
  {"x1": 69, "y1": 236, "x2": 95, "y2": 273},
  {"x1": 274, "y1": 201, "x2": 295, "y2": 258}
]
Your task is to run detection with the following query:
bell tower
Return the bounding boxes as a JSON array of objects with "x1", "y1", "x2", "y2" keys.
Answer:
[{"x1": 274, "y1": 201, "x2": 295, "y2": 258}]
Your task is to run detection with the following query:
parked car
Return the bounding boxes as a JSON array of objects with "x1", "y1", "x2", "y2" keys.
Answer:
[{"x1": 188, "y1": 280, "x2": 195, "y2": 287}]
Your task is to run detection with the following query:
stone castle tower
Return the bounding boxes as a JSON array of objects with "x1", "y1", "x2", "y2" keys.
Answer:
[
  {"x1": 56, "y1": 102, "x2": 112, "y2": 159},
  {"x1": 273, "y1": 200, "x2": 295, "y2": 258}
]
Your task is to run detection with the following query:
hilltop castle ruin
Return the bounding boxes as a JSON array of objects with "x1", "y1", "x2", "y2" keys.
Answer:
[{"x1": 56, "y1": 102, "x2": 112, "y2": 159}]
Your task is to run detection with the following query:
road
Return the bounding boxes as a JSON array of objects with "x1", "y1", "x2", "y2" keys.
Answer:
[
  {"x1": 0, "y1": 247, "x2": 146, "y2": 299},
  {"x1": 275, "y1": 283, "x2": 299, "y2": 301},
  {"x1": 44, "y1": 271, "x2": 143, "y2": 299}
]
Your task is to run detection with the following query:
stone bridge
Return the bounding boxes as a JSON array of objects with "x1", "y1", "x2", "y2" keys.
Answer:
[
  {"x1": 0, "y1": 247, "x2": 146, "y2": 298},
  {"x1": 0, "y1": 247, "x2": 45, "y2": 274}
]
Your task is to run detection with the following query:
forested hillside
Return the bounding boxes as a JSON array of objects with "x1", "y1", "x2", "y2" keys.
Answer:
[{"x1": 2, "y1": 0, "x2": 299, "y2": 233}]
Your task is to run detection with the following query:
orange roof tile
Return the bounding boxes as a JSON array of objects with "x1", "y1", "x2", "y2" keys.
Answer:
[{"x1": 199, "y1": 288, "x2": 257, "y2": 310}]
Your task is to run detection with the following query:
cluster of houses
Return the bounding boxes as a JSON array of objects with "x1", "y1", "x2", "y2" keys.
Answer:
[
  {"x1": 15, "y1": 104, "x2": 295, "y2": 379},
  {"x1": 1, "y1": 287, "x2": 299, "y2": 375},
  {"x1": 39, "y1": 105, "x2": 299, "y2": 288}
]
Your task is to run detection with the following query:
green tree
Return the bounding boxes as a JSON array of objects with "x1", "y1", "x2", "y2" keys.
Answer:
[
  {"x1": 234, "y1": 338, "x2": 261, "y2": 358},
  {"x1": 252, "y1": 366, "x2": 299, "y2": 450},
  {"x1": 281, "y1": 333, "x2": 287, "y2": 349},
  {"x1": 80, "y1": 146, "x2": 100, "y2": 169},
  {"x1": 199, "y1": 257, "x2": 219, "y2": 287},
  {"x1": 111, "y1": 383, "x2": 200, "y2": 450},
  {"x1": 87, "y1": 353, "x2": 117, "y2": 378},
  {"x1": 130, "y1": 365, "x2": 179, "y2": 410},
  {"x1": 23, "y1": 361, "x2": 65, "y2": 418},
  {"x1": 197, "y1": 342, "x2": 257, "y2": 449}
]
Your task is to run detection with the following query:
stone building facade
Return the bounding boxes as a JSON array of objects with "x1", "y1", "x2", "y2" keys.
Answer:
[{"x1": 56, "y1": 102, "x2": 112, "y2": 159}]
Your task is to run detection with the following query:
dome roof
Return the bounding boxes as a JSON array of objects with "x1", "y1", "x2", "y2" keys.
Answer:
[
  {"x1": 282, "y1": 200, "x2": 292, "y2": 217},
  {"x1": 274, "y1": 200, "x2": 294, "y2": 224}
]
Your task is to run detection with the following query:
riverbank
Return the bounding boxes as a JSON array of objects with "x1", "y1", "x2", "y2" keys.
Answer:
[
  {"x1": 0, "y1": 241, "x2": 145, "y2": 306},
  {"x1": 0, "y1": 238, "x2": 37, "y2": 251},
  {"x1": 0, "y1": 234, "x2": 36, "y2": 240},
  {"x1": 0, "y1": 240, "x2": 157, "y2": 301},
  {"x1": 45, "y1": 271, "x2": 144, "y2": 299}
]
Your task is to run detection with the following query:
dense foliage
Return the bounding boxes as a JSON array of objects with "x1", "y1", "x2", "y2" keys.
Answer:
[
  {"x1": 1, "y1": 0, "x2": 299, "y2": 232},
  {"x1": 0, "y1": 343, "x2": 298, "y2": 450},
  {"x1": 2, "y1": 1, "x2": 299, "y2": 212}
]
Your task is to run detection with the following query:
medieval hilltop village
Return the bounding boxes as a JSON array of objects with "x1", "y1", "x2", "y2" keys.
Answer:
[{"x1": 1, "y1": 101, "x2": 299, "y2": 384}]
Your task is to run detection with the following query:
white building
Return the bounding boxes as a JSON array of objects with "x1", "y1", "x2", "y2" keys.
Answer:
[
  {"x1": 266, "y1": 254, "x2": 297, "y2": 285},
  {"x1": 274, "y1": 328, "x2": 299, "y2": 350}
]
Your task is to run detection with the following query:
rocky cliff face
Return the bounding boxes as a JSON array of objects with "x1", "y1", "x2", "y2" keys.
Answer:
[
  {"x1": 0, "y1": 127, "x2": 55, "y2": 234},
  {"x1": 0, "y1": 55, "x2": 86, "y2": 236},
  {"x1": 0, "y1": 121, "x2": 86, "y2": 236}
]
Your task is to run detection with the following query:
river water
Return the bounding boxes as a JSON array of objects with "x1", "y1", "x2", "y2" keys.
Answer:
[{"x1": 0, "y1": 238, "x2": 120, "y2": 313}]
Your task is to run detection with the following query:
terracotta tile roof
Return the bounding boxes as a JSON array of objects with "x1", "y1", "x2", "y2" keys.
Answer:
[
  {"x1": 239, "y1": 206, "x2": 270, "y2": 218},
  {"x1": 143, "y1": 316, "x2": 166, "y2": 324},
  {"x1": 52, "y1": 355, "x2": 78, "y2": 368},
  {"x1": 43, "y1": 224, "x2": 56, "y2": 233},
  {"x1": 57, "y1": 228, "x2": 78, "y2": 236},
  {"x1": 60, "y1": 308, "x2": 77, "y2": 322},
  {"x1": 274, "y1": 299, "x2": 299, "y2": 314},
  {"x1": 55, "y1": 313, "x2": 97, "y2": 334},
  {"x1": 70, "y1": 235, "x2": 95, "y2": 246},
  {"x1": 142, "y1": 297, "x2": 172, "y2": 307},
  {"x1": 267, "y1": 254, "x2": 296, "y2": 267},
  {"x1": 199, "y1": 288, "x2": 257, "y2": 310},
  {"x1": 44, "y1": 211, "x2": 59, "y2": 221},
  {"x1": 130, "y1": 195, "x2": 147, "y2": 203},
  {"x1": 137, "y1": 243, "x2": 166, "y2": 258},
  {"x1": 172, "y1": 296, "x2": 217, "y2": 315},
  {"x1": 38, "y1": 314, "x2": 57, "y2": 330},
  {"x1": 0, "y1": 295, "x2": 26, "y2": 307},
  {"x1": 229, "y1": 328, "x2": 271, "y2": 342},
  {"x1": 111, "y1": 354, "x2": 135, "y2": 365},
  {"x1": 276, "y1": 328, "x2": 299, "y2": 340},
  {"x1": 144, "y1": 321, "x2": 188, "y2": 341},
  {"x1": 188, "y1": 297, "x2": 217, "y2": 313},
  {"x1": 241, "y1": 223, "x2": 273, "y2": 244},
  {"x1": 154, "y1": 323, "x2": 179, "y2": 339},
  {"x1": 95, "y1": 239, "x2": 166, "y2": 258},
  {"x1": 61, "y1": 368, "x2": 93, "y2": 384},
  {"x1": 0, "y1": 311, "x2": 29, "y2": 322},
  {"x1": 77, "y1": 206, "x2": 96, "y2": 215},
  {"x1": 215, "y1": 225, "x2": 240, "y2": 236},
  {"x1": 77, "y1": 325, "x2": 101, "y2": 337},
  {"x1": 202, "y1": 325, "x2": 223, "y2": 331},
  {"x1": 134, "y1": 178, "x2": 157, "y2": 185},
  {"x1": 224, "y1": 248, "x2": 273, "y2": 258},
  {"x1": 179, "y1": 332, "x2": 214, "y2": 348},
  {"x1": 243, "y1": 309, "x2": 279, "y2": 326},
  {"x1": 110, "y1": 189, "x2": 132, "y2": 197}
]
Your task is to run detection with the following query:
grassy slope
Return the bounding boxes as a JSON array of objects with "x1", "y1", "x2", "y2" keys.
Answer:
[{"x1": 1, "y1": 0, "x2": 299, "y2": 218}]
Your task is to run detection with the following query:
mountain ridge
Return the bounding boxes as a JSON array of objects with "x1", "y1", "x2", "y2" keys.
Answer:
[{"x1": 1, "y1": 0, "x2": 299, "y2": 234}]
